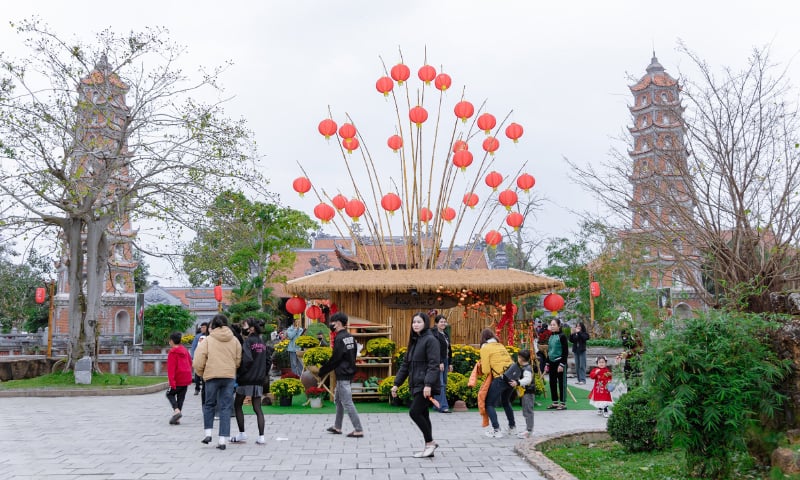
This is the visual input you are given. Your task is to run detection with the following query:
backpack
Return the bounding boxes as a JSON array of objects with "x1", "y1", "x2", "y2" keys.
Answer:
[{"x1": 502, "y1": 363, "x2": 522, "y2": 383}]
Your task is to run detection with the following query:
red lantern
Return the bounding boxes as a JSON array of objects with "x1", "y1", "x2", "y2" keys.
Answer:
[
  {"x1": 381, "y1": 193, "x2": 402, "y2": 214},
  {"x1": 419, "y1": 207, "x2": 433, "y2": 223},
  {"x1": 391, "y1": 63, "x2": 411, "y2": 84},
  {"x1": 452, "y1": 140, "x2": 468, "y2": 153},
  {"x1": 387, "y1": 134, "x2": 403, "y2": 152},
  {"x1": 463, "y1": 192, "x2": 479, "y2": 209},
  {"x1": 505, "y1": 122, "x2": 524, "y2": 143},
  {"x1": 35, "y1": 287, "x2": 46, "y2": 304},
  {"x1": 485, "y1": 171, "x2": 503, "y2": 190},
  {"x1": 454, "y1": 101, "x2": 474, "y2": 123},
  {"x1": 516, "y1": 173, "x2": 536, "y2": 192},
  {"x1": 477, "y1": 113, "x2": 496, "y2": 134},
  {"x1": 306, "y1": 304, "x2": 323, "y2": 320},
  {"x1": 292, "y1": 177, "x2": 311, "y2": 197},
  {"x1": 434, "y1": 73, "x2": 451, "y2": 91},
  {"x1": 498, "y1": 189, "x2": 518, "y2": 211},
  {"x1": 543, "y1": 293, "x2": 565, "y2": 316},
  {"x1": 318, "y1": 119, "x2": 337, "y2": 139},
  {"x1": 418, "y1": 64, "x2": 436, "y2": 84},
  {"x1": 342, "y1": 137, "x2": 359, "y2": 153},
  {"x1": 441, "y1": 206, "x2": 456, "y2": 222},
  {"x1": 453, "y1": 150, "x2": 473, "y2": 171},
  {"x1": 285, "y1": 297, "x2": 306, "y2": 320},
  {"x1": 375, "y1": 76, "x2": 394, "y2": 96},
  {"x1": 338, "y1": 123, "x2": 356, "y2": 139},
  {"x1": 345, "y1": 198, "x2": 366, "y2": 221},
  {"x1": 313, "y1": 203, "x2": 335, "y2": 223},
  {"x1": 590, "y1": 281, "x2": 601, "y2": 298},
  {"x1": 213, "y1": 285, "x2": 223, "y2": 302},
  {"x1": 409, "y1": 106, "x2": 428, "y2": 127},
  {"x1": 331, "y1": 194, "x2": 348, "y2": 211},
  {"x1": 506, "y1": 212, "x2": 524, "y2": 231},
  {"x1": 485, "y1": 230, "x2": 502, "y2": 248},
  {"x1": 482, "y1": 136, "x2": 500, "y2": 155}
]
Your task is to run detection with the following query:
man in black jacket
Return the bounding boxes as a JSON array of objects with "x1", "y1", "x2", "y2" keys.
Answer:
[{"x1": 319, "y1": 312, "x2": 364, "y2": 437}]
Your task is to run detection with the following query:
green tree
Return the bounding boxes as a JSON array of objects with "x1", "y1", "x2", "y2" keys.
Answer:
[
  {"x1": 142, "y1": 304, "x2": 195, "y2": 346},
  {"x1": 132, "y1": 249, "x2": 150, "y2": 293},
  {"x1": 0, "y1": 245, "x2": 51, "y2": 333}
]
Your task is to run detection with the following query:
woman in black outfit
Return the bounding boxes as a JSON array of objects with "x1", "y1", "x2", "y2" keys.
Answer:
[
  {"x1": 545, "y1": 318, "x2": 570, "y2": 410},
  {"x1": 392, "y1": 312, "x2": 441, "y2": 458},
  {"x1": 231, "y1": 319, "x2": 270, "y2": 445}
]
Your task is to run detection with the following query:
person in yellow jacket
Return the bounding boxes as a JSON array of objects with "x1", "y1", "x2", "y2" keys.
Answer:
[
  {"x1": 193, "y1": 314, "x2": 242, "y2": 450},
  {"x1": 478, "y1": 328, "x2": 517, "y2": 438}
]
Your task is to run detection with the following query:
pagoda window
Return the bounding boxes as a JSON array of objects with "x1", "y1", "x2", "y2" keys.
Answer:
[
  {"x1": 660, "y1": 91, "x2": 669, "y2": 102},
  {"x1": 115, "y1": 244, "x2": 125, "y2": 260},
  {"x1": 114, "y1": 273, "x2": 126, "y2": 291}
]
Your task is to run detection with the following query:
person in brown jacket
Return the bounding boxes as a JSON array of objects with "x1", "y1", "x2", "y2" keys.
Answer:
[{"x1": 192, "y1": 314, "x2": 242, "y2": 450}]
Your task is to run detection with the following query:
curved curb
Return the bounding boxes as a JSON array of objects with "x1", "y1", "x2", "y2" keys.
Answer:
[
  {"x1": 514, "y1": 429, "x2": 610, "y2": 480},
  {"x1": 0, "y1": 382, "x2": 169, "y2": 398}
]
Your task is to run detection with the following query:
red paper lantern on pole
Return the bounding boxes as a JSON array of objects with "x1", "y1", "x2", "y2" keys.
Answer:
[
  {"x1": 543, "y1": 293, "x2": 565, "y2": 316},
  {"x1": 441, "y1": 206, "x2": 456, "y2": 222},
  {"x1": 338, "y1": 123, "x2": 356, "y2": 139},
  {"x1": 485, "y1": 230, "x2": 502, "y2": 248},
  {"x1": 482, "y1": 136, "x2": 500, "y2": 155},
  {"x1": 409, "y1": 106, "x2": 428, "y2": 127},
  {"x1": 331, "y1": 194, "x2": 348, "y2": 211},
  {"x1": 498, "y1": 189, "x2": 518, "y2": 211},
  {"x1": 505, "y1": 122, "x2": 524, "y2": 143},
  {"x1": 485, "y1": 171, "x2": 503, "y2": 190},
  {"x1": 462, "y1": 192, "x2": 479, "y2": 209},
  {"x1": 306, "y1": 304, "x2": 323, "y2": 321},
  {"x1": 516, "y1": 173, "x2": 536, "y2": 192},
  {"x1": 286, "y1": 297, "x2": 306, "y2": 320},
  {"x1": 590, "y1": 281, "x2": 601, "y2": 298},
  {"x1": 418, "y1": 65, "x2": 436, "y2": 84},
  {"x1": 313, "y1": 203, "x2": 335, "y2": 223},
  {"x1": 391, "y1": 63, "x2": 411, "y2": 84},
  {"x1": 453, "y1": 101, "x2": 474, "y2": 123},
  {"x1": 213, "y1": 285, "x2": 223, "y2": 302},
  {"x1": 477, "y1": 113, "x2": 497, "y2": 134},
  {"x1": 419, "y1": 207, "x2": 433, "y2": 223},
  {"x1": 381, "y1": 193, "x2": 402, "y2": 214},
  {"x1": 387, "y1": 134, "x2": 403, "y2": 152},
  {"x1": 318, "y1": 119, "x2": 337, "y2": 139},
  {"x1": 434, "y1": 73, "x2": 451, "y2": 91},
  {"x1": 452, "y1": 140, "x2": 468, "y2": 152},
  {"x1": 342, "y1": 137, "x2": 359, "y2": 153},
  {"x1": 506, "y1": 212, "x2": 524, "y2": 230},
  {"x1": 375, "y1": 76, "x2": 394, "y2": 96},
  {"x1": 35, "y1": 287, "x2": 46, "y2": 304},
  {"x1": 292, "y1": 177, "x2": 311, "y2": 197},
  {"x1": 452, "y1": 150, "x2": 473, "y2": 171},
  {"x1": 345, "y1": 198, "x2": 366, "y2": 222}
]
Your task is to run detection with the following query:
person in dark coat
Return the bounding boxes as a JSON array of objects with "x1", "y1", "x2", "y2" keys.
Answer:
[
  {"x1": 392, "y1": 312, "x2": 441, "y2": 458},
  {"x1": 569, "y1": 321, "x2": 590, "y2": 384},
  {"x1": 231, "y1": 319, "x2": 270, "y2": 445},
  {"x1": 319, "y1": 312, "x2": 363, "y2": 437},
  {"x1": 432, "y1": 314, "x2": 453, "y2": 413}
]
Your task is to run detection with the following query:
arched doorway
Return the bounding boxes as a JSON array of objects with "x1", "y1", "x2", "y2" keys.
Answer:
[{"x1": 115, "y1": 310, "x2": 131, "y2": 334}]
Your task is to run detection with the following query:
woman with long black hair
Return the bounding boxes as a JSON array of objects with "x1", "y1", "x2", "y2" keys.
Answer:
[{"x1": 545, "y1": 318, "x2": 569, "y2": 410}]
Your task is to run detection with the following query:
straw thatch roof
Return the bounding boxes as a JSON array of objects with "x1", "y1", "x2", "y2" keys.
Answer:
[{"x1": 285, "y1": 268, "x2": 564, "y2": 298}]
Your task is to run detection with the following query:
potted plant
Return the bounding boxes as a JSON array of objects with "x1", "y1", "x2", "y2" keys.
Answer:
[
  {"x1": 272, "y1": 339, "x2": 291, "y2": 373},
  {"x1": 295, "y1": 334, "x2": 320, "y2": 351},
  {"x1": 305, "y1": 386, "x2": 327, "y2": 408},
  {"x1": 351, "y1": 371, "x2": 368, "y2": 392},
  {"x1": 269, "y1": 377, "x2": 304, "y2": 406},
  {"x1": 365, "y1": 337, "x2": 396, "y2": 357},
  {"x1": 302, "y1": 346, "x2": 333, "y2": 374},
  {"x1": 364, "y1": 376, "x2": 382, "y2": 392}
]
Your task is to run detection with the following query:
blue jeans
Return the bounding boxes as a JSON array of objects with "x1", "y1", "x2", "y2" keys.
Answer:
[
  {"x1": 486, "y1": 377, "x2": 515, "y2": 430},
  {"x1": 574, "y1": 350, "x2": 587, "y2": 383},
  {"x1": 334, "y1": 379, "x2": 363, "y2": 432},
  {"x1": 202, "y1": 377, "x2": 235, "y2": 437},
  {"x1": 436, "y1": 362, "x2": 449, "y2": 411},
  {"x1": 289, "y1": 351, "x2": 303, "y2": 376}
]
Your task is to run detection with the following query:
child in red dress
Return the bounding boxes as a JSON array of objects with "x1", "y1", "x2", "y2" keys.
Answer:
[{"x1": 588, "y1": 355, "x2": 613, "y2": 418}]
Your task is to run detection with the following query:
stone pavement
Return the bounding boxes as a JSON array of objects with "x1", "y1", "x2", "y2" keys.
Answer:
[{"x1": 0, "y1": 379, "x2": 607, "y2": 479}]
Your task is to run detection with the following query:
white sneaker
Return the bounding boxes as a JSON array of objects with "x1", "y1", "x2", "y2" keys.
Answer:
[
  {"x1": 603, "y1": 411, "x2": 610, "y2": 418},
  {"x1": 597, "y1": 409, "x2": 603, "y2": 415},
  {"x1": 255, "y1": 436, "x2": 265, "y2": 445},
  {"x1": 506, "y1": 426, "x2": 517, "y2": 436},
  {"x1": 517, "y1": 431, "x2": 531, "y2": 439},
  {"x1": 484, "y1": 427, "x2": 504, "y2": 438},
  {"x1": 230, "y1": 432, "x2": 248, "y2": 443}
]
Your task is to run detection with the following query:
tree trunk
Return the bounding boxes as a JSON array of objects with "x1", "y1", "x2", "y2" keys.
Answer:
[{"x1": 65, "y1": 218, "x2": 85, "y2": 371}]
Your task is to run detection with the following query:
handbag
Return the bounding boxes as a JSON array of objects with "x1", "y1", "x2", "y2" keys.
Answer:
[
  {"x1": 468, "y1": 362, "x2": 480, "y2": 387},
  {"x1": 606, "y1": 381, "x2": 616, "y2": 392},
  {"x1": 501, "y1": 363, "x2": 522, "y2": 383}
]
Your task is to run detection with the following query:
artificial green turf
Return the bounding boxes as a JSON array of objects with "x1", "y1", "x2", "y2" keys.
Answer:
[{"x1": 0, "y1": 372, "x2": 167, "y2": 389}]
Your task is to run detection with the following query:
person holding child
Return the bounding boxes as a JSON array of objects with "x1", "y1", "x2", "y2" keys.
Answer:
[
  {"x1": 166, "y1": 331, "x2": 193, "y2": 425},
  {"x1": 588, "y1": 355, "x2": 614, "y2": 417},
  {"x1": 478, "y1": 328, "x2": 517, "y2": 438}
]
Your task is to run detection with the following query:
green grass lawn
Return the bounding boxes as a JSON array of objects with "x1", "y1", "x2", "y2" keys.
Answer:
[{"x1": 0, "y1": 372, "x2": 166, "y2": 389}]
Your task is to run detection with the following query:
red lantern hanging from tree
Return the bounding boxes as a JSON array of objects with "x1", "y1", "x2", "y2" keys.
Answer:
[
  {"x1": 345, "y1": 198, "x2": 366, "y2": 222},
  {"x1": 331, "y1": 194, "x2": 348, "y2": 211},
  {"x1": 286, "y1": 297, "x2": 306, "y2": 320},
  {"x1": 342, "y1": 137, "x2": 359, "y2": 153},
  {"x1": 419, "y1": 207, "x2": 433, "y2": 223},
  {"x1": 506, "y1": 212, "x2": 524, "y2": 230},
  {"x1": 381, "y1": 193, "x2": 402, "y2": 214},
  {"x1": 292, "y1": 177, "x2": 311, "y2": 197},
  {"x1": 543, "y1": 293, "x2": 565, "y2": 316},
  {"x1": 418, "y1": 64, "x2": 436, "y2": 84},
  {"x1": 338, "y1": 123, "x2": 356, "y2": 139},
  {"x1": 482, "y1": 136, "x2": 500, "y2": 155},
  {"x1": 516, "y1": 173, "x2": 535, "y2": 192},
  {"x1": 306, "y1": 304, "x2": 323, "y2": 321},
  {"x1": 485, "y1": 230, "x2": 502, "y2": 248},
  {"x1": 505, "y1": 122, "x2": 524, "y2": 143},
  {"x1": 313, "y1": 203, "x2": 335, "y2": 223},
  {"x1": 485, "y1": 171, "x2": 503, "y2": 190},
  {"x1": 391, "y1": 63, "x2": 411, "y2": 84},
  {"x1": 213, "y1": 285, "x2": 223, "y2": 302},
  {"x1": 434, "y1": 73, "x2": 451, "y2": 91},
  {"x1": 375, "y1": 76, "x2": 394, "y2": 96},
  {"x1": 452, "y1": 150, "x2": 473, "y2": 171},
  {"x1": 387, "y1": 134, "x2": 403, "y2": 152},
  {"x1": 498, "y1": 189, "x2": 518, "y2": 210},
  {"x1": 409, "y1": 106, "x2": 428, "y2": 127},
  {"x1": 441, "y1": 206, "x2": 456, "y2": 222},
  {"x1": 35, "y1": 287, "x2": 46, "y2": 304},
  {"x1": 454, "y1": 101, "x2": 474, "y2": 123},
  {"x1": 452, "y1": 140, "x2": 468, "y2": 152},
  {"x1": 318, "y1": 119, "x2": 337, "y2": 139},
  {"x1": 477, "y1": 113, "x2": 496, "y2": 134},
  {"x1": 590, "y1": 281, "x2": 601, "y2": 297},
  {"x1": 463, "y1": 192, "x2": 479, "y2": 209}
]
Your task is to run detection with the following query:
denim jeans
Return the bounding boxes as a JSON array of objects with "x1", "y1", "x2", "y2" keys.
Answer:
[
  {"x1": 436, "y1": 361, "x2": 449, "y2": 411},
  {"x1": 289, "y1": 351, "x2": 303, "y2": 376},
  {"x1": 574, "y1": 350, "x2": 587, "y2": 383},
  {"x1": 202, "y1": 377, "x2": 235, "y2": 437},
  {"x1": 486, "y1": 377, "x2": 515, "y2": 430},
  {"x1": 334, "y1": 379, "x2": 363, "y2": 432}
]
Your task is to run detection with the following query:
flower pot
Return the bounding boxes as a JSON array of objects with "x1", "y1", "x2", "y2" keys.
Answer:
[
  {"x1": 278, "y1": 396, "x2": 293, "y2": 407},
  {"x1": 309, "y1": 397, "x2": 323, "y2": 408}
]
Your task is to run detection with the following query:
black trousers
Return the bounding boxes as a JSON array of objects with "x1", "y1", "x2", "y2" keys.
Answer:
[
  {"x1": 408, "y1": 392, "x2": 434, "y2": 443},
  {"x1": 547, "y1": 362, "x2": 566, "y2": 404},
  {"x1": 166, "y1": 385, "x2": 188, "y2": 411}
]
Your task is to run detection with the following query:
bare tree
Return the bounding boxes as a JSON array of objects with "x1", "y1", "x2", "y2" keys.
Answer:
[
  {"x1": 569, "y1": 44, "x2": 800, "y2": 313},
  {"x1": 0, "y1": 20, "x2": 264, "y2": 368}
]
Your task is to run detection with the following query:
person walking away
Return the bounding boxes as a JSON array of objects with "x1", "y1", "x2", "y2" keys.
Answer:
[
  {"x1": 544, "y1": 318, "x2": 569, "y2": 410},
  {"x1": 588, "y1": 355, "x2": 614, "y2": 417},
  {"x1": 569, "y1": 321, "x2": 590, "y2": 385},
  {"x1": 190, "y1": 322, "x2": 208, "y2": 395},
  {"x1": 285, "y1": 320, "x2": 304, "y2": 376},
  {"x1": 392, "y1": 312, "x2": 441, "y2": 457},
  {"x1": 512, "y1": 350, "x2": 536, "y2": 438},
  {"x1": 319, "y1": 312, "x2": 364, "y2": 437},
  {"x1": 192, "y1": 314, "x2": 242, "y2": 450},
  {"x1": 231, "y1": 319, "x2": 269, "y2": 445},
  {"x1": 433, "y1": 314, "x2": 452, "y2": 413},
  {"x1": 478, "y1": 328, "x2": 517, "y2": 438},
  {"x1": 166, "y1": 331, "x2": 193, "y2": 425}
]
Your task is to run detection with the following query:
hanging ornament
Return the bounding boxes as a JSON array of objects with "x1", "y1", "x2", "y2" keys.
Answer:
[
  {"x1": 375, "y1": 76, "x2": 394, "y2": 96},
  {"x1": 505, "y1": 122, "x2": 524, "y2": 143},
  {"x1": 453, "y1": 101, "x2": 475, "y2": 123},
  {"x1": 345, "y1": 198, "x2": 366, "y2": 222},
  {"x1": 590, "y1": 281, "x2": 601, "y2": 298},
  {"x1": 506, "y1": 212, "x2": 524, "y2": 230},
  {"x1": 419, "y1": 207, "x2": 433, "y2": 223},
  {"x1": 331, "y1": 194, "x2": 348, "y2": 211},
  {"x1": 318, "y1": 119, "x2": 337, "y2": 139},
  {"x1": 313, "y1": 203, "x2": 335, "y2": 223},
  {"x1": 418, "y1": 64, "x2": 436, "y2": 84},
  {"x1": 35, "y1": 287, "x2": 46, "y2": 304},
  {"x1": 485, "y1": 171, "x2": 503, "y2": 190},
  {"x1": 462, "y1": 192, "x2": 479, "y2": 209},
  {"x1": 452, "y1": 150, "x2": 473, "y2": 171},
  {"x1": 342, "y1": 137, "x2": 359, "y2": 153},
  {"x1": 543, "y1": 293, "x2": 565, "y2": 316},
  {"x1": 516, "y1": 173, "x2": 536, "y2": 192},
  {"x1": 214, "y1": 285, "x2": 223, "y2": 302},
  {"x1": 285, "y1": 297, "x2": 307, "y2": 320},
  {"x1": 485, "y1": 230, "x2": 502, "y2": 248},
  {"x1": 391, "y1": 63, "x2": 411, "y2": 84},
  {"x1": 292, "y1": 177, "x2": 311, "y2": 197},
  {"x1": 409, "y1": 106, "x2": 428, "y2": 127},
  {"x1": 477, "y1": 113, "x2": 496, "y2": 134},
  {"x1": 381, "y1": 193, "x2": 402, "y2": 214},
  {"x1": 498, "y1": 189, "x2": 518, "y2": 210},
  {"x1": 306, "y1": 304, "x2": 323, "y2": 320},
  {"x1": 434, "y1": 73, "x2": 452, "y2": 91},
  {"x1": 482, "y1": 136, "x2": 500, "y2": 155},
  {"x1": 387, "y1": 134, "x2": 403, "y2": 152},
  {"x1": 338, "y1": 123, "x2": 356, "y2": 139},
  {"x1": 441, "y1": 206, "x2": 456, "y2": 222}
]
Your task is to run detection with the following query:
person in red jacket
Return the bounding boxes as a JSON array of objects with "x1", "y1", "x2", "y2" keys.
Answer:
[
  {"x1": 588, "y1": 355, "x2": 614, "y2": 417},
  {"x1": 166, "y1": 331, "x2": 194, "y2": 425}
]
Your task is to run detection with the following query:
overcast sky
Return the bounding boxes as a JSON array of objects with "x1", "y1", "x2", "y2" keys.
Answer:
[{"x1": 2, "y1": 1, "x2": 799, "y2": 284}]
